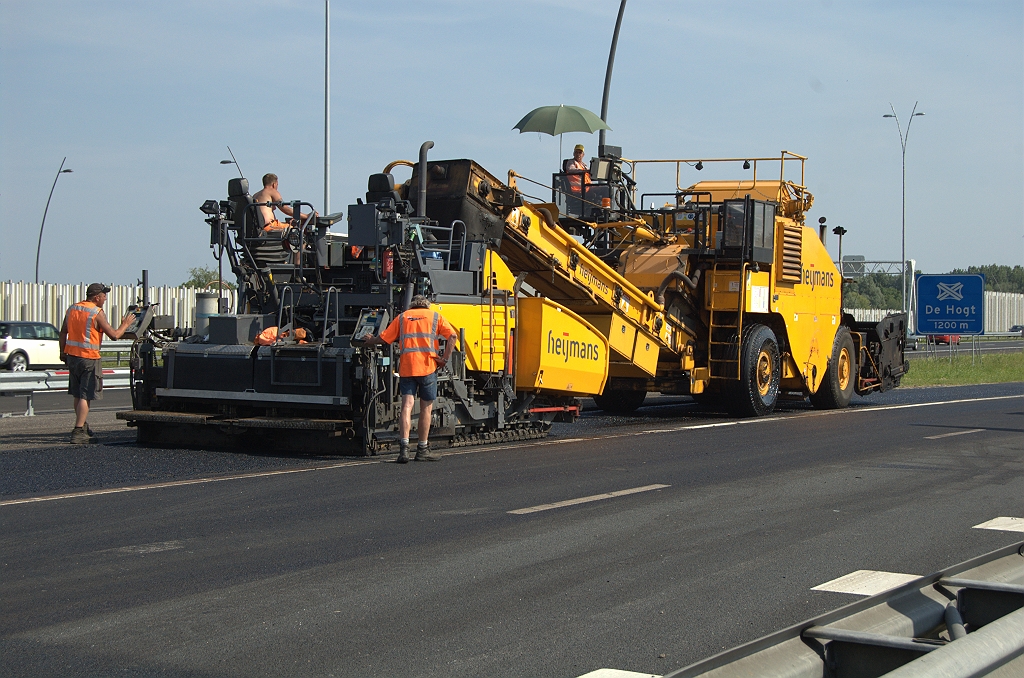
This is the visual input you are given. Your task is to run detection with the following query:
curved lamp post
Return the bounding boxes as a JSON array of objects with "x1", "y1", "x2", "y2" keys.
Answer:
[
  {"x1": 35, "y1": 158, "x2": 73, "y2": 284},
  {"x1": 883, "y1": 102, "x2": 925, "y2": 316},
  {"x1": 219, "y1": 146, "x2": 245, "y2": 179},
  {"x1": 598, "y1": 0, "x2": 628, "y2": 152}
]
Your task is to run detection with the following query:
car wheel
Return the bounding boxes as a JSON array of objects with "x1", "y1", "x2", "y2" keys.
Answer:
[{"x1": 7, "y1": 352, "x2": 28, "y2": 371}]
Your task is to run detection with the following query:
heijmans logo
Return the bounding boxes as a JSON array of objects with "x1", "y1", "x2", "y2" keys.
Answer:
[
  {"x1": 547, "y1": 330, "x2": 601, "y2": 363},
  {"x1": 803, "y1": 267, "x2": 835, "y2": 291}
]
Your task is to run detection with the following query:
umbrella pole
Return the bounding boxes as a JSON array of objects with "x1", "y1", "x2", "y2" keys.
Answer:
[{"x1": 559, "y1": 134, "x2": 563, "y2": 169}]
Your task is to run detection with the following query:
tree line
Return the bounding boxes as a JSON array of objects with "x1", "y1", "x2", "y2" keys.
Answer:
[{"x1": 843, "y1": 265, "x2": 1024, "y2": 309}]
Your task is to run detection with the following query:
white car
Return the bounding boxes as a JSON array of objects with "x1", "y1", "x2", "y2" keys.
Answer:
[{"x1": 0, "y1": 321, "x2": 63, "y2": 371}]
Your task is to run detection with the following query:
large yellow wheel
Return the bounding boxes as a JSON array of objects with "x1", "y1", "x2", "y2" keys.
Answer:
[
  {"x1": 756, "y1": 349, "x2": 775, "y2": 397},
  {"x1": 837, "y1": 345, "x2": 852, "y2": 392},
  {"x1": 811, "y1": 327, "x2": 857, "y2": 409},
  {"x1": 731, "y1": 324, "x2": 780, "y2": 417}
]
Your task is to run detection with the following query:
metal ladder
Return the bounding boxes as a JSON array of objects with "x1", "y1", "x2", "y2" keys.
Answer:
[{"x1": 707, "y1": 262, "x2": 747, "y2": 379}]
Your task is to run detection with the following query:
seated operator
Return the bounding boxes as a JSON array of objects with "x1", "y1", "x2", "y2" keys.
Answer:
[
  {"x1": 253, "y1": 173, "x2": 314, "y2": 233},
  {"x1": 562, "y1": 144, "x2": 591, "y2": 194}
]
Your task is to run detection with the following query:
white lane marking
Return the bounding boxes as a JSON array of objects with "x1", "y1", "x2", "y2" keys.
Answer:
[
  {"x1": 508, "y1": 484, "x2": 669, "y2": 515},
  {"x1": 811, "y1": 570, "x2": 921, "y2": 596},
  {"x1": 6, "y1": 394, "x2": 1021, "y2": 507},
  {"x1": 107, "y1": 540, "x2": 184, "y2": 555},
  {"x1": 576, "y1": 670, "x2": 661, "y2": 678},
  {"x1": 924, "y1": 428, "x2": 985, "y2": 440},
  {"x1": 0, "y1": 460, "x2": 377, "y2": 507},
  {"x1": 973, "y1": 516, "x2": 1024, "y2": 533}
]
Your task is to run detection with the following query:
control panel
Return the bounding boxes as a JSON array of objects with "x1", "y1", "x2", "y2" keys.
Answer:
[
  {"x1": 351, "y1": 308, "x2": 390, "y2": 344},
  {"x1": 122, "y1": 304, "x2": 157, "y2": 340}
]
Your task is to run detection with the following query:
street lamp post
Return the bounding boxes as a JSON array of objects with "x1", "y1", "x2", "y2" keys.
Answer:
[
  {"x1": 219, "y1": 146, "x2": 244, "y2": 178},
  {"x1": 324, "y1": 0, "x2": 330, "y2": 215},
  {"x1": 598, "y1": 0, "x2": 628, "y2": 152},
  {"x1": 35, "y1": 158, "x2": 73, "y2": 284},
  {"x1": 883, "y1": 102, "x2": 925, "y2": 318}
]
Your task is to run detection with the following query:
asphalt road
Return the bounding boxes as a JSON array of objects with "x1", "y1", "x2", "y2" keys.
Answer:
[{"x1": 2, "y1": 383, "x2": 1023, "y2": 677}]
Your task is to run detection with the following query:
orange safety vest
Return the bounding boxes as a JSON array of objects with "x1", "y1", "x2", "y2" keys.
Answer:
[
  {"x1": 563, "y1": 159, "x2": 591, "y2": 193},
  {"x1": 64, "y1": 300, "x2": 103, "y2": 359},
  {"x1": 379, "y1": 309, "x2": 456, "y2": 378}
]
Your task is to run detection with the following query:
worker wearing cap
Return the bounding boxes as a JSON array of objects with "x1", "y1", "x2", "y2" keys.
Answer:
[
  {"x1": 59, "y1": 283, "x2": 136, "y2": 444},
  {"x1": 361, "y1": 295, "x2": 458, "y2": 463},
  {"x1": 562, "y1": 144, "x2": 591, "y2": 194}
]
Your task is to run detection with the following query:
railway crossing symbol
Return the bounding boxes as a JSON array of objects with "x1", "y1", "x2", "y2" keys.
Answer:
[{"x1": 915, "y1": 274, "x2": 985, "y2": 335}]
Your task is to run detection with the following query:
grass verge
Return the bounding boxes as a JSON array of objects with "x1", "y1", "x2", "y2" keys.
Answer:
[{"x1": 902, "y1": 351, "x2": 1024, "y2": 387}]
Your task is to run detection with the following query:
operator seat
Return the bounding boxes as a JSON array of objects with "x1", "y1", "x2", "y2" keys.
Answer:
[
  {"x1": 227, "y1": 178, "x2": 290, "y2": 266},
  {"x1": 366, "y1": 173, "x2": 401, "y2": 204}
]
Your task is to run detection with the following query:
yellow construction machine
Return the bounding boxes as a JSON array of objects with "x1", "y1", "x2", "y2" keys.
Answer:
[
  {"x1": 121, "y1": 144, "x2": 906, "y2": 456},
  {"x1": 522, "y1": 148, "x2": 908, "y2": 414}
]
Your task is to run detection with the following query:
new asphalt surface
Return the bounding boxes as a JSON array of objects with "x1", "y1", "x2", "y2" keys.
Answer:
[{"x1": 2, "y1": 382, "x2": 1023, "y2": 677}]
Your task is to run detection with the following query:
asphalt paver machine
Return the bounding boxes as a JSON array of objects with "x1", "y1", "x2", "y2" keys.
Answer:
[{"x1": 119, "y1": 143, "x2": 597, "y2": 454}]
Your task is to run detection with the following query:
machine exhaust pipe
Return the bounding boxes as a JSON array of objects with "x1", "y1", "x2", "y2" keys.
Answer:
[{"x1": 417, "y1": 141, "x2": 434, "y2": 218}]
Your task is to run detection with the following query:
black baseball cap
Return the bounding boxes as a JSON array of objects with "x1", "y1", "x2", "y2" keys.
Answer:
[{"x1": 86, "y1": 283, "x2": 111, "y2": 297}]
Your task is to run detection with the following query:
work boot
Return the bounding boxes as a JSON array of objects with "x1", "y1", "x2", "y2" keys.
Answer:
[
  {"x1": 85, "y1": 423, "x2": 97, "y2": 440},
  {"x1": 414, "y1": 443, "x2": 439, "y2": 462},
  {"x1": 70, "y1": 427, "x2": 91, "y2": 445},
  {"x1": 396, "y1": 443, "x2": 411, "y2": 464}
]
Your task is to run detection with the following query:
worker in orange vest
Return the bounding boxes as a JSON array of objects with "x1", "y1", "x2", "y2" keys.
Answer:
[
  {"x1": 562, "y1": 144, "x2": 591, "y2": 193},
  {"x1": 58, "y1": 283, "x2": 136, "y2": 444},
  {"x1": 360, "y1": 295, "x2": 458, "y2": 463}
]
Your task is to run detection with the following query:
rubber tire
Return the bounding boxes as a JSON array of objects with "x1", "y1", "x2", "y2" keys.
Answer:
[
  {"x1": 593, "y1": 388, "x2": 647, "y2": 414},
  {"x1": 7, "y1": 352, "x2": 28, "y2": 371},
  {"x1": 810, "y1": 326, "x2": 856, "y2": 410},
  {"x1": 729, "y1": 324, "x2": 780, "y2": 417}
]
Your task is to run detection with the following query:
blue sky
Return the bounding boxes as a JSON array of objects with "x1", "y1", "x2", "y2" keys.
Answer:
[{"x1": 2, "y1": 0, "x2": 1021, "y2": 285}]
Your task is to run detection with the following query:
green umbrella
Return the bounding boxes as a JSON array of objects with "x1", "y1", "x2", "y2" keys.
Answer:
[{"x1": 513, "y1": 104, "x2": 611, "y2": 164}]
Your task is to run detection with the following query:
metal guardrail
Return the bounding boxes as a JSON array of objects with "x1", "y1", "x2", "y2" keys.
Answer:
[
  {"x1": 100, "y1": 340, "x2": 135, "y2": 366},
  {"x1": 666, "y1": 542, "x2": 1024, "y2": 678},
  {"x1": 0, "y1": 368, "x2": 131, "y2": 417}
]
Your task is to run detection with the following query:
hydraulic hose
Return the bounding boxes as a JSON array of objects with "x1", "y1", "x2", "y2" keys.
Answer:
[{"x1": 655, "y1": 266, "x2": 701, "y2": 306}]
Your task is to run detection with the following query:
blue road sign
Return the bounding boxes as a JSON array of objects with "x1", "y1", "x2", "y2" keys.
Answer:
[{"x1": 915, "y1": 274, "x2": 985, "y2": 335}]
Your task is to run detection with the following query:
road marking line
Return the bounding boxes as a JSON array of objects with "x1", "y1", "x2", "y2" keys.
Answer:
[
  {"x1": 454, "y1": 395, "x2": 1020, "y2": 456},
  {"x1": 0, "y1": 460, "x2": 377, "y2": 507},
  {"x1": 811, "y1": 569, "x2": 921, "y2": 596},
  {"x1": 6, "y1": 394, "x2": 1020, "y2": 507},
  {"x1": 105, "y1": 540, "x2": 185, "y2": 555},
  {"x1": 973, "y1": 517, "x2": 1024, "y2": 533},
  {"x1": 924, "y1": 428, "x2": 985, "y2": 440},
  {"x1": 508, "y1": 484, "x2": 669, "y2": 515},
  {"x1": 576, "y1": 670, "x2": 661, "y2": 678}
]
